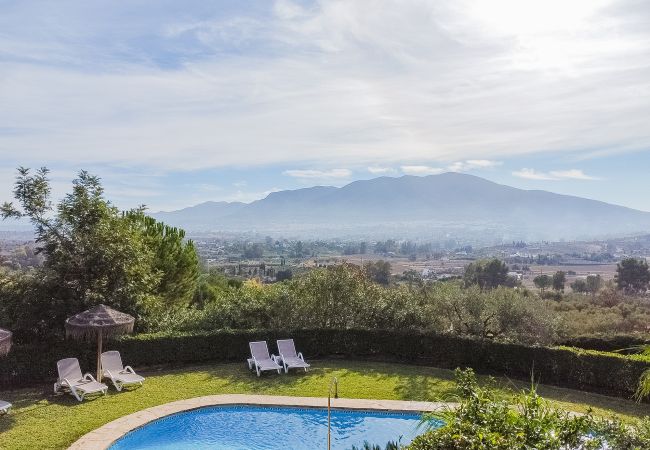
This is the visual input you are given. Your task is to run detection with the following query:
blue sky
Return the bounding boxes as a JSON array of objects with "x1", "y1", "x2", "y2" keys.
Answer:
[{"x1": 1, "y1": 0, "x2": 649, "y2": 212}]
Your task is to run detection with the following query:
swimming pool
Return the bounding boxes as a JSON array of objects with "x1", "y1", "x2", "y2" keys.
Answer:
[{"x1": 109, "y1": 405, "x2": 441, "y2": 449}]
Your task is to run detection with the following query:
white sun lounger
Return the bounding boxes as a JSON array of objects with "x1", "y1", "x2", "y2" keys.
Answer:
[
  {"x1": 101, "y1": 351, "x2": 145, "y2": 391},
  {"x1": 53, "y1": 358, "x2": 108, "y2": 402},
  {"x1": 0, "y1": 400, "x2": 11, "y2": 414},
  {"x1": 277, "y1": 339, "x2": 310, "y2": 373},
  {"x1": 248, "y1": 341, "x2": 282, "y2": 377}
]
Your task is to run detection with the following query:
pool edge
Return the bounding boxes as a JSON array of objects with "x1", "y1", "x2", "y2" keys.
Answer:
[{"x1": 68, "y1": 395, "x2": 456, "y2": 450}]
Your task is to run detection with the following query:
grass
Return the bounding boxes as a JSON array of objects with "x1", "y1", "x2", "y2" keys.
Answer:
[{"x1": 0, "y1": 359, "x2": 648, "y2": 450}]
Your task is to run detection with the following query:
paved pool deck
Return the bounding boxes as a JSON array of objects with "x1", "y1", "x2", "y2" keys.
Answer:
[{"x1": 69, "y1": 394, "x2": 455, "y2": 449}]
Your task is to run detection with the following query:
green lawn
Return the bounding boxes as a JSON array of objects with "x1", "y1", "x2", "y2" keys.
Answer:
[{"x1": 0, "y1": 360, "x2": 648, "y2": 450}]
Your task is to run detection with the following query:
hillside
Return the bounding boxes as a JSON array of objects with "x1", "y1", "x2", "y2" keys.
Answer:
[{"x1": 152, "y1": 173, "x2": 650, "y2": 242}]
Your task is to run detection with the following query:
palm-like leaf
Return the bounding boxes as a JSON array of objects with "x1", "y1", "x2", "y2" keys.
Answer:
[{"x1": 634, "y1": 346, "x2": 650, "y2": 401}]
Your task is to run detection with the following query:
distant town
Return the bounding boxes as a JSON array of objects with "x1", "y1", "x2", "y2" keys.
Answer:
[{"x1": 4, "y1": 231, "x2": 650, "y2": 291}]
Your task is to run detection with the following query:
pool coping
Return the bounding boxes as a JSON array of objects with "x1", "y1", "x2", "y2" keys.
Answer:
[{"x1": 68, "y1": 394, "x2": 456, "y2": 450}]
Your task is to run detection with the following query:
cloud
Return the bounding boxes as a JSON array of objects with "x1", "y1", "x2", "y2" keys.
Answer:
[
  {"x1": 283, "y1": 168, "x2": 352, "y2": 179},
  {"x1": 367, "y1": 166, "x2": 395, "y2": 174},
  {"x1": 1, "y1": 0, "x2": 649, "y2": 174},
  {"x1": 229, "y1": 187, "x2": 282, "y2": 202},
  {"x1": 448, "y1": 160, "x2": 502, "y2": 172},
  {"x1": 549, "y1": 169, "x2": 600, "y2": 180},
  {"x1": 512, "y1": 168, "x2": 558, "y2": 180},
  {"x1": 513, "y1": 168, "x2": 599, "y2": 181},
  {"x1": 399, "y1": 160, "x2": 500, "y2": 176},
  {"x1": 401, "y1": 165, "x2": 445, "y2": 176}
]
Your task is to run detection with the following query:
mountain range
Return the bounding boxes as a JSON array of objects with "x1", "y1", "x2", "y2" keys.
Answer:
[{"x1": 152, "y1": 173, "x2": 650, "y2": 243}]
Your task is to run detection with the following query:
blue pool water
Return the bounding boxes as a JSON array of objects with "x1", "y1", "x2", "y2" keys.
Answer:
[{"x1": 109, "y1": 405, "x2": 440, "y2": 449}]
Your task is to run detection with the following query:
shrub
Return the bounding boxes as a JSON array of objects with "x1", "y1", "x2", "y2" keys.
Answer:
[
  {"x1": 407, "y1": 369, "x2": 650, "y2": 450},
  {"x1": 1, "y1": 329, "x2": 648, "y2": 399},
  {"x1": 560, "y1": 335, "x2": 650, "y2": 353}
]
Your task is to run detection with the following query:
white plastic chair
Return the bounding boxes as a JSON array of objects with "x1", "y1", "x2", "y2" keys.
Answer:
[
  {"x1": 101, "y1": 351, "x2": 145, "y2": 391},
  {"x1": 277, "y1": 339, "x2": 310, "y2": 373},
  {"x1": 53, "y1": 358, "x2": 108, "y2": 401},
  {"x1": 0, "y1": 400, "x2": 11, "y2": 414},
  {"x1": 248, "y1": 341, "x2": 282, "y2": 377}
]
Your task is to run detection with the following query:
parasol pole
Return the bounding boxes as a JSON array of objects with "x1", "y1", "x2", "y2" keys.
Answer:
[
  {"x1": 97, "y1": 330, "x2": 103, "y2": 381},
  {"x1": 65, "y1": 304, "x2": 135, "y2": 381}
]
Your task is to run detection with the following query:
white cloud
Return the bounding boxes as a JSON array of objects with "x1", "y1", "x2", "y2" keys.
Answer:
[
  {"x1": 448, "y1": 160, "x2": 502, "y2": 172},
  {"x1": 466, "y1": 160, "x2": 501, "y2": 168},
  {"x1": 549, "y1": 169, "x2": 599, "y2": 180},
  {"x1": 512, "y1": 168, "x2": 558, "y2": 180},
  {"x1": 367, "y1": 166, "x2": 394, "y2": 174},
  {"x1": 229, "y1": 187, "x2": 282, "y2": 202},
  {"x1": 283, "y1": 168, "x2": 352, "y2": 179},
  {"x1": 399, "y1": 159, "x2": 500, "y2": 176},
  {"x1": 513, "y1": 168, "x2": 599, "y2": 181},
  {"x1": 401, "y1": 165, "x2": 445, "y2": 176},
  {"x1": 1, "y1": 0, "x2": 649, "y2": 172}
]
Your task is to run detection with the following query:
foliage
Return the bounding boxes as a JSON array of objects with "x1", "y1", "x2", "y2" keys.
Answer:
[
  {"x1": 571, "y1": 275, "x2": 603, "y2": 297},
  {"x1": 441, "y1": 286, "x2": 557, "y2": 344},
  {"x1": 534, "y1": 274, "x2": 552, "y2": 293},
  {"x1": 463, "y1": 259, "x2": 509, "y2": 290},
  {"x1": 364, "y1": 260, "x2": 392, "y2": 285},
  {"x1": 552, "y1": 271, "x2": 566, "y2": 292},
  {"x1": 552, "y1": 291, "x2": 650, "y2": 337},
  {"x1": 147, "y1": 266, "x2": 557, "y2": 345},
  {"x1": 586, "y1": 274, "x2": 604, "y2": 297},
  {"x1": 407, "y1": 369, "x2": 650, "y2": 450},
  {"x1": 275, "y1": 269, "x2": 293, "y2": 282},
  {"x1": 3, "y1": 360, "x2": 646, "y2": 450},
  {"x1": 636, "y1": 346, "x2": 650, "y2": 401},
  {"x1": 560, "y1": 334, "x2": 650, "y2": 353},
  {"x1": 616, "y1": 258, "x2": 650, "y2": 295},
  {"x1": 2, "y1": 329, "x2": 648, "y2": 399},
  {"x1": 571, "y1": 278, "x2": 588, "y2": 293},
  {"x1": 0, "y1": 244, "x2": 44, "y2": 269},
  {"x1": 0, "y1": 168, "x2": 199, "y2": 340},
  {"x1": 127, "y1": 211, "x2": 199, "y2": 310},
  {"x1": 636, "y1": 368, "x2": 650, "y2": 401}
]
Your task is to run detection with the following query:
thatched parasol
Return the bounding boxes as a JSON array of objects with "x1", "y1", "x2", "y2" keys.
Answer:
[
  {"x1": 65, "y1": 304, "x2": 135, "y2": 381},
  {"x1": 0, "y1": 328, "x2": 12, "y2": 357}
]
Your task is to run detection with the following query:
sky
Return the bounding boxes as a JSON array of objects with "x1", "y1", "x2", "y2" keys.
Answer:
[{"x1": 1, "y1": 0, "x2": 649, "y2": 213}]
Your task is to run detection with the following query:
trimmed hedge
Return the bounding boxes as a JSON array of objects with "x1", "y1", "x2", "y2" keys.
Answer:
[
  {"x1": 560, "y1": 334, "x2": 650, "y2": 353},
  {"x1": 1, "y1": 329, "x2": 649, "y2": 400}
]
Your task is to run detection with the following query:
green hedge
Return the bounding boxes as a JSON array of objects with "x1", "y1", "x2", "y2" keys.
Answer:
[
  {"x1": 560, "y1": 334, "x2": 650, "y2": 353},
  {"x1": 1, "y1": 330, "x2": 649, "y2": 400}
]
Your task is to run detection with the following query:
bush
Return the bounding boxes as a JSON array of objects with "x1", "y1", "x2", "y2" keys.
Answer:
[
  {"x1": 407, "y1": 369, "x2": 650, "y2": 450},
  {"x1": 160, "y1": 276, "x2": 559, "y2": 346},
  {"x1": 560, "y1": 335, "x2": 650, "y2": 353},
  {"x1": 1, "y1": 329, "x2": 648, "y2": 399}
]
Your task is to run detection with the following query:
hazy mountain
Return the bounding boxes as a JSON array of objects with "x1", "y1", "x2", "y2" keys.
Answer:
[
  {"x1": 152, "y1": 173, "x2": 650, "y2": 242},
  {"x1": 153, "y1": 201, "x2": 246, "y2": 230}
]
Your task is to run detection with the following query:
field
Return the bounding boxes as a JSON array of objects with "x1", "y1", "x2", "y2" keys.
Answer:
[
  {"x1": 313, "y1": 255, "x2": 620, "y2": 289},
  {"x1": 521, "y1": 264, "x2": 618, "y2": 289}
]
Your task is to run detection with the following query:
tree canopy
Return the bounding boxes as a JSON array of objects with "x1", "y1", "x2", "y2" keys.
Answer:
[
  {"x1": 615, "y1": 257, "x2": 650, "y2": 294},
  {"x1": 463, "y1": 258, "x2": 509, "y2": 290},
  {"x1": 0, "y1": 168, "x2": 199, "y2": 340},
  {"x1": 533, "y1": 274, "x2": 552, "y2": 293},
  {"x1": 552, "y1": 271, "x2": 566, "y2": 292}
]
